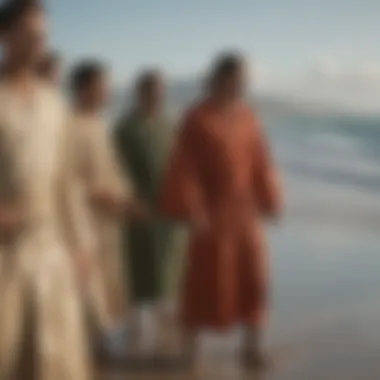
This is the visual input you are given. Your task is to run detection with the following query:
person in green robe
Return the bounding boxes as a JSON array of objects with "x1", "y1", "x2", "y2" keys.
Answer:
[{"x1": 113, "y1": 69, "x2": 186, "y2": 350}]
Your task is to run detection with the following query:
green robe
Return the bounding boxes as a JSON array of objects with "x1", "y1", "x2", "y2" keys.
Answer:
[{"x1": 114, "y1": 111, "x2": 186, "y2": 303}]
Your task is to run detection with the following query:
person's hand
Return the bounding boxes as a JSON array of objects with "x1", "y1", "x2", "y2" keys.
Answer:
[
  {"x1": 126, "y1": 199, "x2": 152, "y2": 221},
  {"x1": 90, "y1": 190, "x2": 121, "y2": 216},
  {"x1": 263, "y1": 200, "x2": 283, "y2": 224},
  {"x1": 190, "y1": 213, "x2": 209, "y2": 233}
]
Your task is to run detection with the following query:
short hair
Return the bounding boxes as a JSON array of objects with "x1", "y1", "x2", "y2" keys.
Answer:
[
  {"x1": 135, "y1": 69, "x2": 161, "y2": 95},
  {"x1": 208, "y1": 51, "x2": 244, "y2": 87},
  {"x1": 0, "y1": 0, "x2": 43, "y2": 33},
  {"x1": 69, "y1": 60, "x2": 106, "y2": 95}
]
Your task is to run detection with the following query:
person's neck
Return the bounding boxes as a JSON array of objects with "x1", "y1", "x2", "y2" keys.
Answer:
[
  {"x1": 137, "y1": 104, "x2": 160, "y2": 120},
  {"x1": 209, "y1": 94, "x2": 240, "y2": 110},
  {"x1": 75, "y1": 102, "x2": 101, "y2": 118},
  {"x1": 1, "y1": 58, "x2": 35, "y2": 88}
]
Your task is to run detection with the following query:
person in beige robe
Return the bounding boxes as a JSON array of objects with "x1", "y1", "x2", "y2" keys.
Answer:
[
  {"x1": 68, "y1": 61, "x2": 136, "y2": 349},
  {"x1": 0, "y1": 2, "x2": 91, "y2": 379}
]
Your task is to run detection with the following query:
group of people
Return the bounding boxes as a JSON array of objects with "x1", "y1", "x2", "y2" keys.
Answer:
[{"x1": 0, "y1": 0, "x2": 282, "y2": 379}]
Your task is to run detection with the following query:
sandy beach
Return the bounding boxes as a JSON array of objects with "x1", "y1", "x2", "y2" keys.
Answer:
[{"x1": 100, "y1": 305, "x2": 380, "y2": 380}]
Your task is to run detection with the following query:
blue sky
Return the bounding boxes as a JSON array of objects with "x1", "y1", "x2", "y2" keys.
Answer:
[{"x1": 49, "y1": 0, "x2": 379, "y2": 109}]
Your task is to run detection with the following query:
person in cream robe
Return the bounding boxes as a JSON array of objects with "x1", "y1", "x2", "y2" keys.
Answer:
[
  {"x1": 0, "y1": 66, "x2": 92, "y2": 380},
  {"x1": 0, "y1": 1, "x2": 92, "y2": 379},
  {"x1": 68, "y1": 61, "x2": 135, "y2": 343}
]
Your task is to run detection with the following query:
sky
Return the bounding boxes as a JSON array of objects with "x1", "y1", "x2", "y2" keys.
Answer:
[{"x1": 49, "y1": 0, "x2": 379, "y2": 110}]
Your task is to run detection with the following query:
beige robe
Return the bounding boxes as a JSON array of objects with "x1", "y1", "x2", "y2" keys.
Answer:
[
  {"x1": 70, "y1": 113, "x2": 132, "y2": 330},
  {"x1": 0, "y1": 81, "x2": 91, "y2": 380}
]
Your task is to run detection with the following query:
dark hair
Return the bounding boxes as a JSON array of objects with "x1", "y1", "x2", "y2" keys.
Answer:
[
  {"x1": 36, "y1": 51, "x2": 60, "y2": 78},
  {"x1": 69, "y1": 60, "x2": 106, "y2": 95},
  {"x1": 0, "y1": 0, "x2": 43, "y2": 33},
  {"x1": 135, "y1": 69, "x2": 161, "y2": 95},
  {"x1": 208, "y1": 51, "x2": 244, "y2": 89}
]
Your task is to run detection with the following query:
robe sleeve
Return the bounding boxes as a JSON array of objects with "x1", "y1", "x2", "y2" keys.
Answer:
[
  {"x1": 90, "y1": 124, "x2": 135, "y2": 205},
  {"x1": 251, "y1": 115, "x2": 283, "y2": 218},
  {"x1": 113, "y1": 119, "x2": 132, "y2": 174},
  {"x1": 56, "y1": 114, "x2": 93, "y2": 253},
  {"x1": 113, "y1": 119, "x2": 142, "y2": 195},
  {"x1": 159, "y1": 110, "x2": 205, "y2": 222}
]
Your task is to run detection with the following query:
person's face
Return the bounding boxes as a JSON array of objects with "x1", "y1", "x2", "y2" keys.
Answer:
[
  {"x1": 141, "y1": 77, "x2": 164, "y2": 110},
  {"x1": 87, "y1": 72, "x2": 110, "y2": 109},
  {"x1": 5, "y1": 8, "x2": 47, "y2": 66},
  {"x1": 220, "y1": 63, "x2": 248, "y2": 100}
]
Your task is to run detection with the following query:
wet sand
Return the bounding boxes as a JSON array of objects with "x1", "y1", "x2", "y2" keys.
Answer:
[{"x1": 100, "y1": 312, "x2": 380, "y2": 380}]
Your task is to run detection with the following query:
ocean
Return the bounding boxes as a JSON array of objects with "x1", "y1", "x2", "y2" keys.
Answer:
[{"x1": 263, "y1": 113, "x2": 380, "y2": 378}]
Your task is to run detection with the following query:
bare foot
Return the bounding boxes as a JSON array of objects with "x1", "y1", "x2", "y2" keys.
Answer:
[{"x1": 242, "y1": 349, "x2": 271, "y2": 372}]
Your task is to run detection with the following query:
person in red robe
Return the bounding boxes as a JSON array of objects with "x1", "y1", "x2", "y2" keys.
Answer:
[{"x1": 159, "y1": 52, "x2": 282, "y2": 370}]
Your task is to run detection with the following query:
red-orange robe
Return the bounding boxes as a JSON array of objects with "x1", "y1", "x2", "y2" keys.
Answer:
[{"x1": 159, "y1": 99, "x2": 282, "y2": 330}]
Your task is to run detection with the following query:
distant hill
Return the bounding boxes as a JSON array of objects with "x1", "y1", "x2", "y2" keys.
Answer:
[{"x1": 109, "y1": 79, "x2": 372, "y2": 119}]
